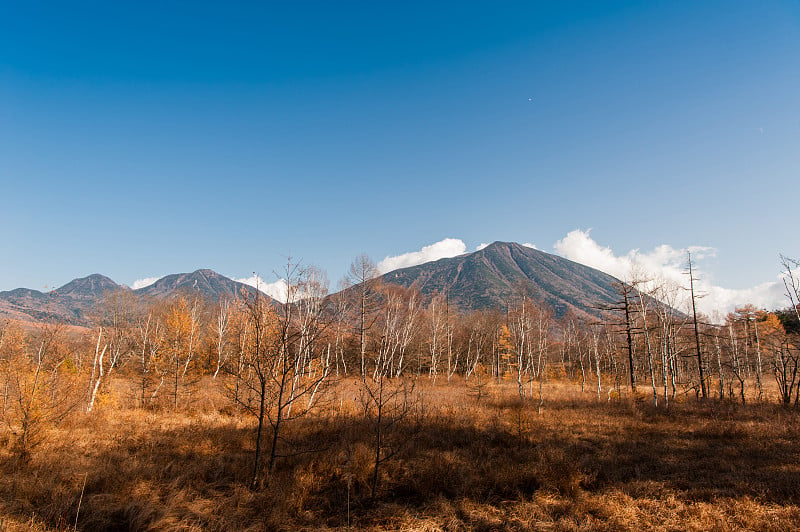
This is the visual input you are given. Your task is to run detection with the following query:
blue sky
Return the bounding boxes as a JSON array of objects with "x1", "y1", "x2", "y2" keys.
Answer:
[{"x1": 1, "y1": 1, "x2": 798, "y2": 312}]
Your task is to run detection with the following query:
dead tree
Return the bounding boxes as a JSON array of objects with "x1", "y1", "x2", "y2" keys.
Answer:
[
  {"x1": 239, "y1": 263, "x2": 333, "y2": 488},
  {"x1": 599, "y1": 281, "x2": 638, "y2": 396},
  {"x1": 687, "y1": 251, "x2": 708, "y2": 399},
  {"x1": 346, "y1": 254, "x2": 381, "y2": 377}
]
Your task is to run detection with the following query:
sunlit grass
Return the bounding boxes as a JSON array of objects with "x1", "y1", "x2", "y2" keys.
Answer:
[{"x1": 1, "y1": 376, "x2": 799, "y2": 530}]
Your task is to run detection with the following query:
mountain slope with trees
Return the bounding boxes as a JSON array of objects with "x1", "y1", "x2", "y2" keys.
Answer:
[{"x1": 376, "y1": 241, "x2": 622, "y2": 318}]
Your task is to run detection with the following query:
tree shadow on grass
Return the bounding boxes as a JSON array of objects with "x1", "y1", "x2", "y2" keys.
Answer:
[{"x1": 1, "y1": 400, "x2": 798, "y2": 530}]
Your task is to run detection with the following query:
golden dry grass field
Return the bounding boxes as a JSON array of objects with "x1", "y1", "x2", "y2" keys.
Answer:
[{"x1": 1, "y1": 377, "x2": 799, "y2": 531}]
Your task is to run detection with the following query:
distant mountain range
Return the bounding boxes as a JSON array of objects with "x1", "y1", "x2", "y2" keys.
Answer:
[
  {"x1": 0, "y1": 242, "x2": 629, "y2": 327},
  {"x1": 0, "y1": 269, "x2": 259, "y2": 327}
]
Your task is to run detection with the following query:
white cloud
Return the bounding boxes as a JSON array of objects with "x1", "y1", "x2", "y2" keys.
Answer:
[
  {"x1": 131, "y1": 276, "x2": 160, "y2": 290},
  {"x1": 235, "y1": 275, "x2": 291, "y2": 303},
  {"x1": 377, "y1": 238, "x2": 467, "y2": 274},
  {"x1": 703, "y1": 282, "x2": 786, "y2": 322},
  {"x1": 522, "y1": 242, "x2": 538, "y2": 250},
  {"x1": 476, "y1": 243, "x2": 490, "y2": 251},
  {"x1": 553, "y1": 229, "x2": 784, "y2": 319}
]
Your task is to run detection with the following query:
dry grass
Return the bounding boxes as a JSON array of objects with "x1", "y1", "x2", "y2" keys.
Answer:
[{"x1": 1, "y1": 377, "x2": 799, "y2": 531}]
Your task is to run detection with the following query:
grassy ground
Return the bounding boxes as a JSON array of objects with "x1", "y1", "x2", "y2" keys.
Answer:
[{"x1": 1, "y1": 377, "x2": 799, "y2": 530}]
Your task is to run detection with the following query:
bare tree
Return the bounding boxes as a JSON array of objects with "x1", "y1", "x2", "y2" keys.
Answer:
[
  {"x1": 726, "y1": 319, "x2": 747, "y2": 403},
  {"x1": 444, "y1": 295, "x2": 459, "y2": 382},
  {"x1": 164, "y1": 295, "x2": 203, "y2": 411},
  {"x1": 600, "y1": 281, "x2": 639, "y2": 396},
  {"x1": 212, "y1": 297, "x2": 232, "y2": 379},
  {"x1": 328, "y1": 288, "x2": 351, "y2": 377},
  {"x1": 687, "y1": 251, "x2": 708, "y2": 399},
  {"x1": 237, "y1": 261, "x2": 334, "y2": 488},
  {"x1": 426, "y1": 293, "x2": 447, "y2": 383},
  {"x1": 753, "y1": 310, "x2": 764, "y2": 401},
  {"x1": 781, "y1": 255, "x2": 800, "y2": 325},
  {"x1": 346, "y1": 254, "x2": 381, "y2": 376},
  {"x1": 86, "y1": 327, "x2": 108, "y2": 413},
  {"x1": 773, "y1": 334, "x2": 799, "y2": 406},
  {"x1": 86, "y1": 290, "x2": 136, "y2": 412},
  {"x1": 225, "y1": 298, "x2": 252, "y2": 411},
  {"x1": 353, "y1": 283, "x2": 426, "y2": 499},
  {"x1": 372, "y1": 285, "x2": 420, "y2": 379},
  {"x1": 463, "y1": 311, "x2": 498, "y2": 383},
  {"x1": 509, "y1": 293, "x2": 535, "y2": 399},
  {"x1": 773, "y1": 255, "x2": 800, "y2": 405},
  {"x1": 631, "y1": 274, "x2": 658, "y2": 407},
  {"x1": 131, "y1": 307, "x2": 165, "y2": 408},
  {"x1": 652, "y1": 278, "x2": 687, "y2": 406},
  {"x1": 589, "y1": 322, "x2": 603, "y2": 400}
]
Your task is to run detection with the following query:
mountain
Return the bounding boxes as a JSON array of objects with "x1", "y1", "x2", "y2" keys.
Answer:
[
  {"x1": 55, "y1": 274, "x2": 124, "y2": 301},
  {"x1": 0, "y1": 274, "x2": 122, "y2": 326},
  {"x1": 374, "y1": 241, "x2": 624, "y2": 319},
  {"x1": 134, "y1": 269, "x2": 258, "y2": 301},
  {"x1": 0, "y1": 245, "x2": 634, "y2": 327},
  {"x1": 0, "y1": 270, "x2": 260, "y2": 327},
  {"x1": 0, "y1": 287, "x2": 56, "y2": 324}
]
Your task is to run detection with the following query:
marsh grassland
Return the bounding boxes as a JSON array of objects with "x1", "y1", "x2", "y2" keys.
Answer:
[{"x1": 1, "y1": 377, "x2": 799, "y2": 531}]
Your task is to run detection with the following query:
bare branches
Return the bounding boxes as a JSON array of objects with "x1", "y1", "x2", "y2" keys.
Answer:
[{"x1": 233, "y1": 259, "x2": 335, "y2": 488}]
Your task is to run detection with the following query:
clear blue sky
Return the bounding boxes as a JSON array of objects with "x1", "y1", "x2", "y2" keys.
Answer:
[{"x1": 1, "y1": 1, "x2": 798, "y2": 292}]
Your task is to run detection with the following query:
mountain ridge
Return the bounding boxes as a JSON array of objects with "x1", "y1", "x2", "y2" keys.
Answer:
[
  {"x1": 1, "y1": 243, "x2": 635, "y2": 326},
  {"x1": 0, "y1": 269, "x2": 261, "y2": 327}
]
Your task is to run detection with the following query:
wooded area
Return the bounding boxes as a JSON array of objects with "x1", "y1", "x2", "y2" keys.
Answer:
[{"x1": 1, "y1": 255, "x2": 799, "y2": 530}]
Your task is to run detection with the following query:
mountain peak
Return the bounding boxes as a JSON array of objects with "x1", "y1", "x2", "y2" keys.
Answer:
[
  {"x1": 368, "y1": 242, "x2": 621, "y2": 319},
  {"x1": 134, "y1": 269, "x2": 258, "y2": 301},
  {"x1": 192, "y1": 268, "x2": 218, "y2": 276},
  {"x1": 55, "y1": 274, "x2": 122, "y2": 299},
  {"x1": 480, "y1": 241, "x2": 537, "y2": 253}
]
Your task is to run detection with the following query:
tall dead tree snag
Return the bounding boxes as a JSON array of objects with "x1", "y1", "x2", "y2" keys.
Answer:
[
  {"x1": 600, "y1": 281, "x2": 638, "y2": 396},
  {"x1": 346, "y1": 254, "x2": 381, "y2": 377},
  {"x1": 687, "y1": 251, "x2": 708, "y2": 399}
]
